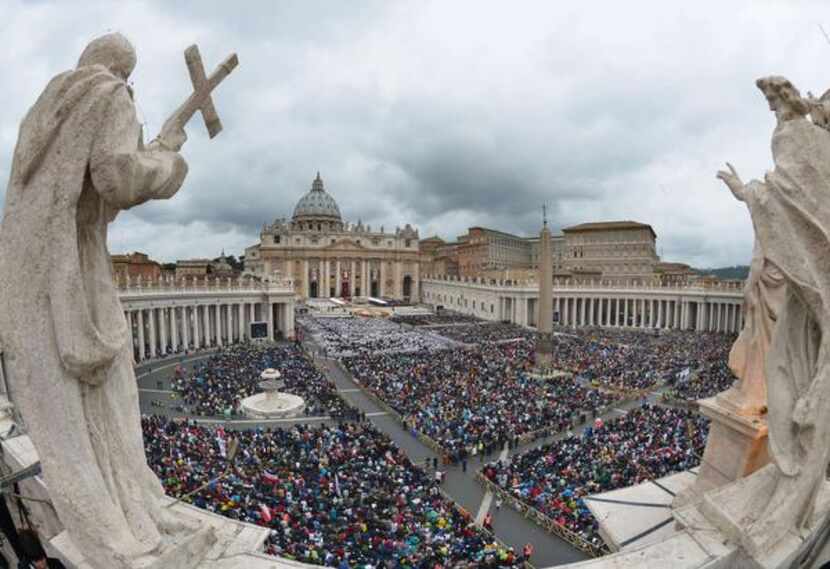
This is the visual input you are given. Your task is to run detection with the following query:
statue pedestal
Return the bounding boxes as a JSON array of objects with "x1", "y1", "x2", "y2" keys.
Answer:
[
  {"x1": 49, "y1": 498, "x2": 312, "y2": 568},
  {"x1": 676, "y1": 396, "x2": 769, "y2": 506},
  {"x1": 674, "y1": 464, "x2": 830, "y2": 569}
]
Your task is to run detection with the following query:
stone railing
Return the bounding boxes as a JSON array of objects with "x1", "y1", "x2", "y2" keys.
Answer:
[
  {"x1": 422, "y1": 273, "x2": 744, "y2": 293},
  {"x1": 116, "y1": 275, "x2": 295, "y2": 296}
]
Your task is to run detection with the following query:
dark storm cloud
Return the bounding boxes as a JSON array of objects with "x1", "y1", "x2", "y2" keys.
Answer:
[{"x1": 3, "y1": 1, "x2": 830, "y2": 263}]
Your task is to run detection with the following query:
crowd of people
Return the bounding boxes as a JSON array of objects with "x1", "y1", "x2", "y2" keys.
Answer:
[
  {"x1": 390, "y1": 312, "x2": 482, "y2": 327},
  {"x1": 299, "y1": 316, "x2": 453, "y2": 357},
  {"x1": 143, "y1": 415, "x2": 526, "y2": 567},
  {"x1": 343, "y1": 342, "x2": 617, "y2": 460},
  {"x1": 171, "y1": 344, "x2": 353, "y2": 418},
  {"x1": 544, "y1": 329, "x2": 736, "y2": 393},
  {"x1": 481, "y1": 404, "x2": 709, "y2": 548},
  {"x1": 430, "y1": 323, "x2": 536, "y2": 345}
]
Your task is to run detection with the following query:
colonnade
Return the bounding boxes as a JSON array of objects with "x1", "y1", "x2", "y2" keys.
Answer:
[
  {"x1": 549, "y1": 296, "x2": 742, "y2": 333},
  {"x1": 123, "y1": 299, "x2": 295, "y2": 363},
  {"x1": 422, "y1": 278, "x2": 744, "y2": 334}
]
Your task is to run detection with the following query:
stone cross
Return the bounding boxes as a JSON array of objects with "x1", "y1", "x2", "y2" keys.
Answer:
[{"x1": 167, "y1": 44, "x2": 239, "y2": 138}]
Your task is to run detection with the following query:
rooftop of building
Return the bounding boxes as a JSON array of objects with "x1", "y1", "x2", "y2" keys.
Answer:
[{"x1": 562, "y1": 220, "x2": 656, "y2": 238}]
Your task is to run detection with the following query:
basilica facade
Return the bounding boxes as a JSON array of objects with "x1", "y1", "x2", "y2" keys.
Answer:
[{"x1": 245, "y1": 173, "x2": 421, "y2": 301}]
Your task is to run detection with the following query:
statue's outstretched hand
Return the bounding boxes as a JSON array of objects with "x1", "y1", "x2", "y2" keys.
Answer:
[{"x1": 717, "y1": 162, "x2": 746, "y2": 202}]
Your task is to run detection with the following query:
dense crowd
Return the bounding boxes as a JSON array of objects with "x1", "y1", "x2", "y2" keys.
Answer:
[
  {"x1": 299, "y1": 316, "x2": 452, "y2": 357},
  {"x1": 431, "y1": 323, "x2": 536, "y2": 345},
  {"x1": 343, "y1": 342, "x2": 616, "y2": 459},
  {"x1": 482, "y1": 404, "x2": 709, "y2": 548},
  {"x1": 171, "y1": 344, "x2": 353, "y2": 417},
  {"x1": 546, "y1": 329, "x2": 735, "y2": 392},
  {"x1": 390, "y1": 312, "x2": 483, "y2": 327},
  {"x1": 143, "y1": 416, "x2": 525, "y2": 567}
]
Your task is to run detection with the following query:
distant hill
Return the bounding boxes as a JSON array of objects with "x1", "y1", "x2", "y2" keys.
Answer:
[{"x1": 694, "y1": 265, "x2": 750, "y2": 280}]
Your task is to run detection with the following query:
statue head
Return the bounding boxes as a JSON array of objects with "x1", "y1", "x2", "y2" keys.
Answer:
[
  {"x1": 77, "y1": 33, "x2": 136, "y2": 81},
  {"x1": 756, "y1": 76, "x2": 809, "y2": 122}
]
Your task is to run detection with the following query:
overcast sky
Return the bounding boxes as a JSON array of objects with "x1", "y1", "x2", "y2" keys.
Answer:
[{"x1": 3, "y1": 1, "x2": 830, "y2": 267}]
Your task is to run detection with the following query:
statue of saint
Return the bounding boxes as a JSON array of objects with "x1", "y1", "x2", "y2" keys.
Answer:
[
  {"x1": 716, "y1": 75, "x2": 830, "y2": 555},
  {"x1": 0, "y1": 34, "x2": 215, "y2": 568}
]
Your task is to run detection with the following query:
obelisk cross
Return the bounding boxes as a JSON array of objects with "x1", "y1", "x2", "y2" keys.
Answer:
[{"x1": 164, "y1": 44, "x2": 239, "y2": 139}]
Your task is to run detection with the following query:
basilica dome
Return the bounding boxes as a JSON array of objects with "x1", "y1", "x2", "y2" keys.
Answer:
[{"x1": 292, "y1": 172, "x2": 342, "y2": 222}]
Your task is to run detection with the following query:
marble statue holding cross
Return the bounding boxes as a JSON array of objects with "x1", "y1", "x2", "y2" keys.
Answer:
[{"x1": 0, "y1": 33, "x2": 237, "y2": 569}]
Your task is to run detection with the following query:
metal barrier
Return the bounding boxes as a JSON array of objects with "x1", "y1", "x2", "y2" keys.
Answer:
[{"x1": 476, "y1": 473, "x2": 609, "y2": 558}]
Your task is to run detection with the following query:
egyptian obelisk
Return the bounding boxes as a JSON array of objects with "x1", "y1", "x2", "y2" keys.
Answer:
[{"x1": 535, "y1": 207, "x2": 554, "y2": 371}]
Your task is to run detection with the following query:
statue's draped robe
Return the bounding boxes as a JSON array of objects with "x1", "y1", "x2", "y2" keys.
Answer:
[
  {"x1": 743, "y1": 117, "x2": 830, "y2": 527},
  {"x1": 726, "y1": 238, "x2": 785, "y2": 412},
  {"x1": 0, "y1": 64, "x2": 187, "y2": 566}
]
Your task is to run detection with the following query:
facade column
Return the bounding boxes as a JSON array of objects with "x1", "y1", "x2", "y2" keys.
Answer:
[
  {"x1": 323, "y1": 259, "x2": 330, "y2": 298},
  {"x1": 361, "y1": 259, "x2": 368, "y2": 297},
  {"x1": 137, "y1": 309, "x2": 146, "y2": 361},
  {"x1": 148, "y1": 308, "x2": 157, "y2": 359},
  {"x1": 413, "y1": 262, "x2": 420, "y2": 301},
  {"x1": 335, "y1": 259, "x2": 341, "y2": 297},
  {"x1": 286, "y1": 302, "x2": 295, "y2": 339},
  {"x1": 379, "y1": 261, "x2": 386, "y2": 297},
  {"x1": 623, "y1": 298, "x2": 629, "y2": 327},
  {"x1": 302, "y1": 260, "x2": 310, "y2": 298},
  {"x1": 226, "y1": 304, "x2": 233, "y2": 342},
  {"x1": 395, "y1": 261, "x2": 403, "y2": 299},
  {"x1": 249, "y1": 302, "x2": 256, "y2": 325}
]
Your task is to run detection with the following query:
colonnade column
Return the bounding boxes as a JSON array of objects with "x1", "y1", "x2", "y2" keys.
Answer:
[
  {"x1": 137, "y1": 309, "x2": 146, "y2": 361},
  {"x1": 170, "y1": 307, "x2": 178, "y2": 352},
  {"x1": 238, "y1": 303, "x2": 245, "y2": 341},
  {"x1": 214, "y1": 303, "x2": 221, "y2": 347},
  {"x1": 182, "y1": 307, "x2": 190, "y2": 350},
  {"x1": 126, "y1": 311, "x2": 135, "y2": 360},
  {"x1": 194, "y1": 305, "x2": 202, "y2": 348},
  {"x1": 623, "y1": 298, "x2": 629, "y2": 327},
  {"x1": 160, "y1": 308, "x2": 168, "y2": 355},
  {"x1": 266, "y1": 301, "x2": 274, "y2": 340},
  {"x1": 148, "y1": 308, "x2": 157, "y2": 359}
]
